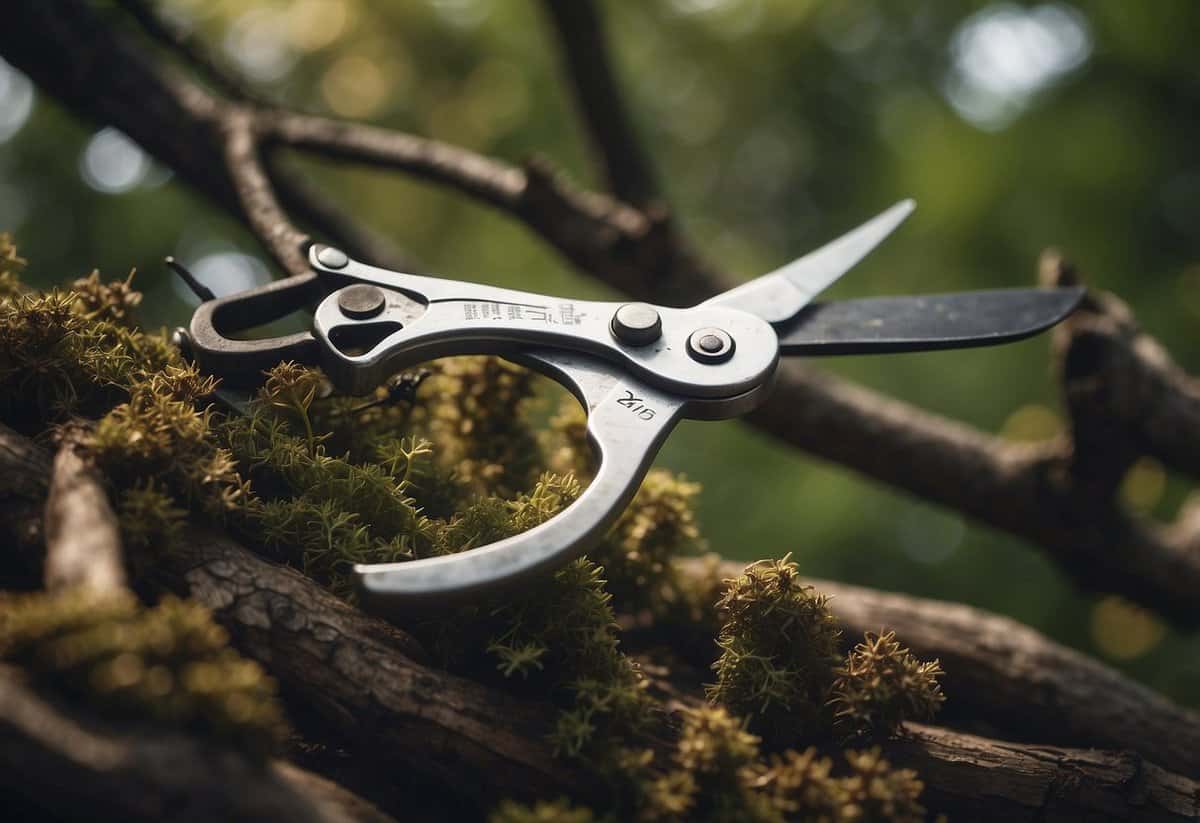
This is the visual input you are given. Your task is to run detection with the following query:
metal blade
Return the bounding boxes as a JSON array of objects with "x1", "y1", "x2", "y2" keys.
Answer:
[
  {"x1": 775, "y1": 287, "x2": 1085, "y2": 356},
  {"x1": 702, "y1": 199, "x2": 916, "y2": 323}
]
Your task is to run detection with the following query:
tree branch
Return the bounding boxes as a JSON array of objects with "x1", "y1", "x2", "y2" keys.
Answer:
[
  {"x1": 155, "y1": 526, "x2": 585, "y2": 805},
  {"x1": 889, "y1": 723, "x2": 1199, "y2": 822},
  {"x1": 222, "y1": 109, "x2": 309, "y2": 276},
  {"x1": 0, "y1": 666, "x2": 396, "y2": 823},
  {"x1": 43, "y1": 425, "x2": 125, "y2": 594},
  {"x1": 539, "y1": 0, "x2": 662, "y2": 208}
]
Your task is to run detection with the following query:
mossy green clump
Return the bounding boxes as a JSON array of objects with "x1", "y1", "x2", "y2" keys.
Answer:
[
  {"x1": 830, "y1": 632, "x2": 945, "y2": 743},
  {"x1": 0, "y1": 587, "x2": 287, "y2": 755},
  {"x1": 707, "y1": 556, "x2": 843, "y2": 743},
  {"x1": 592, "y1": 470, "x2": 704, "y2": 615},
  {"x1": 706, "y1": 557, "x2": 944, "y2": 750},
  {"x1": 219, "y1": 362, "x2": 651, "y2": 753},
  {"x1": 607, "y1": 705, "x2": 929, "y2": 823},
  {"x1": 489, "y1": 798, "x2": 599, "y2": 823}
]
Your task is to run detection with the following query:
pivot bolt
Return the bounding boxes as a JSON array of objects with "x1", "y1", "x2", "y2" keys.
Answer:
[
  {"x1": 611, "y1": 302, "x2": 662, "y2": 346},
  {"x1": 687, "y1": 327, "x2": 735, "y2": 363},
  {"x1": 315, "y1": 245, "x2": 349, "y2": 269},
  {"x1": 338, "y1": 284, "x2": 386, "y2": 319}
]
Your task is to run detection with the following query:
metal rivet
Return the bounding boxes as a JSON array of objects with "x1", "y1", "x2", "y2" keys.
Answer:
[
  {"x1": 611, "y1": 302, "x2": 662, "y2": 346},
  {"x1": 316, "y1": 245, "x2": 349, "y2": 269},
  {"x1": 687, "y1": 327, "x2": 735, "y2": 363},
  {"x1": 338, "y1": 284, "x2": 386, "y2": 319},
  {"x1": 170, "y1": 327, "x2": 193, "y2": 360}
]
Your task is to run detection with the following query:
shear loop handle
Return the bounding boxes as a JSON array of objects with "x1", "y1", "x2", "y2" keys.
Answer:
[
  {"x1": 354, "y1": 350, "x2": 686, "y2": 615},
  {"x1": 185, "y1": 272, "x2": 326, "y2": 386}
]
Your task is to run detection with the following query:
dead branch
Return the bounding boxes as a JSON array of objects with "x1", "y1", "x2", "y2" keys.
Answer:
[{"x1": 43, "y1": 425, "x2": 125, "y2": 594}]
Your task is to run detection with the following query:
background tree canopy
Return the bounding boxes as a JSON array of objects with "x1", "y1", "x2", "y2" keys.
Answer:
[{"x1": 1, "y1": 0, "x2": 1197, "y2": 704}]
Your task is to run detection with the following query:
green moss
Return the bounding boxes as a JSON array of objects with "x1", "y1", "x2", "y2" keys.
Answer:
[
  {"x1": 0, "y1": 232, "x2": 27, "y2": 298},
  {"x1": 117, "y1": 479, "x2": 187, "y2": 552},
  {"x1": 489, "y1": 798, "x2": 599, "y2": 823},
  {"x1": 707, "y1": 556, "x2": 843, "y2": 744},
  {"x1": 613, "y1": 705, "x2": 930, "y2": 823},
  {"x1": 592, "y1": 469, "x2": 704, "y2": 615},
  {"x1": 0, "y1": 588, "x2": 288, "y2": 755},
  {"x1": 830, "y1": 631, "x2": 944, "y2": 743},
  {"x1": 71, "y1": 268, "x2": 142, "y2": 327}
]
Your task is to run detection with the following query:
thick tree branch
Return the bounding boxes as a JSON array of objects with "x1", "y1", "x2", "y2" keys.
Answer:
[
  {"x1": 4, "y1": 0, "x2": 1200, "y2": 628},
  {"x1": 154, "y1": 527, "x2": 584, "y2": 804},
  {"x1": 889, "y1": 723, "x2": 1199, "y2": 822},
  {"x1": 0, "y1": 666, "x2": 396, "y2": 823},
  {"x1": 539, "y1": 0, "x2": 662, "y2": 207},
  {"x1": 670, "y1": 557, "x2": 1200, "y2": 778}
]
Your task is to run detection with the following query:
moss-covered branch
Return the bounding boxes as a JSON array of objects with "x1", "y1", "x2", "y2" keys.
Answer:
[
  {"x1": 672, "y1": 557, "x2": 1200, "y2": 779},
  {"x1": 3, "y1": 417, "x2": 1197, "y2": 820},
  {"x1": 0, "y1": 664, "x2": 395, "y2": 823}
]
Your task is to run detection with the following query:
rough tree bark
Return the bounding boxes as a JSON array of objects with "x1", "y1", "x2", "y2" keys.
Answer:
[{"x1": 0, "y1": 1, "x2": 1198, "y2": 820}]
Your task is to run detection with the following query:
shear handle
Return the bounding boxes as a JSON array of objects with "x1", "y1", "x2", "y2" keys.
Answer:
[
  {"x1": 185, "y1": 271, "x2": 325, "y2": 386},
  {"x1": 354, "y1": 349, "x2": 687, "y2": 615}
]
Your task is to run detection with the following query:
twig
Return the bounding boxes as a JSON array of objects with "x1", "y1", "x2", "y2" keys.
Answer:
[
  {"x1": 539, "y1": 0, "x2": 662, "y2": 207},
  {"x1": 222, "y1": 110, "x2": 310, "y2": 276},
  {"x1": 266, "y1": 154, "x2": 425, "y2": 273},
  {"x1": 43, "y1": 426, "x2": 125, "y2": 594}
]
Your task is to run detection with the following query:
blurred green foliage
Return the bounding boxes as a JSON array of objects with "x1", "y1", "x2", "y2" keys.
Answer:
[{"x1": 1, "y1": 0, "x2": 1198, "y2": 702}]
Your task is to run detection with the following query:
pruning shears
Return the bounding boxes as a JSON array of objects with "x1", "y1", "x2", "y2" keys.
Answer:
[{"x1": 173, "y1": 200, "x2": 1083, "y2": 614}]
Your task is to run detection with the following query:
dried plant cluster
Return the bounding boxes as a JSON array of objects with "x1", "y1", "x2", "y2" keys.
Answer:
[{"x1": 0, "y1": 242, "x2": 946, "y2": 821}]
